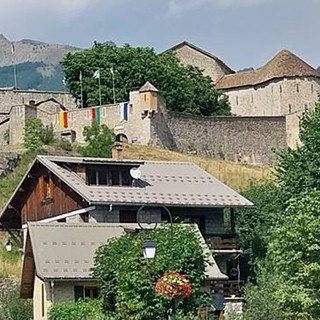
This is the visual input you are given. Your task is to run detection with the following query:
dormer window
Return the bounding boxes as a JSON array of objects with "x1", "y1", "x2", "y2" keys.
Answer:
[{"x1": 86, "y1": 166, "x2": 133, "y2": 186}]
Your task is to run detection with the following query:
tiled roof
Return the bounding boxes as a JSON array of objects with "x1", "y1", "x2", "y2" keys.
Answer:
[
  {"x1": 27, "y1": 222, "x2": 227, "y2": 280},
  {"x1": 215, "y1": 49, "x2": 320, "y2": 90},
  {"x1": 36, "y1": 155, "x2": 253, "y2": 208},
  {"x1": 165, "y1": 41, "x2": 234, "y2": 74},
  {"x1": 139, "y1": 81, "x2": 159, "y2": 93}
]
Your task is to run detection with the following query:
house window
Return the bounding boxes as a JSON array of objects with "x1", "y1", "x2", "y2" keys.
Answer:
[
  {"x1": 235, "y1": 96, "x2": 239, "y2": 105},
  {"x1": 120, "y1": 210, "x2": 137, "y2": 223},
  {"x1": 279, "y1": 85, "x2": 282, "y2": 94},
  {"x1": 86, "y1": 166, "x2": 133, "y2": 186},
  {"x1": 41, "y1": 174, "x2": 53, "y2": 204},
  {"x1": 311, "y1": 84, "x2": 314, "y2": 93},
  {"x1": 296, "y1": 84, "x2": 299, "y2": 93},
  {"x1": 288, "y1": 104, "x2": 292, "y2": 113},
  {"x1": 74, "y1": 285, "x2": 99, "y2": 301}
]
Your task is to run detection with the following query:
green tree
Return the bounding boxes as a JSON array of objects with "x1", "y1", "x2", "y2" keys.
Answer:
[
  {"x1": 24, "y1": 118, "x2": 54, "y2": 151},
  {"x1": 276, "y1": 96, "x2": 320, "y2": 203},
  {"x1": 78, "y1": 123, "x2": 114, "y2": 157},
  {"x1": 93, "y1": 225, "x2": 210, "y2": 320},
  {"x1": 62, "y1": 43, "x2": 230, "y2": 116}
]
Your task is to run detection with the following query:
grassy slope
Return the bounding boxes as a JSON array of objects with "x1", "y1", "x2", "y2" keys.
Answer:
[
  {"x1": 0, "y1": 144, "x2": 271, "y2": 277},
  {"x1": 123, "y1": 144, "x2": 271, "y2": 191}
]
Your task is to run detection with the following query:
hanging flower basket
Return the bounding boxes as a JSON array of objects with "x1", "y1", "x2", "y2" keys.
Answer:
[{"x1": 155, "y1": 271, "x2": 192, "y2": 299}]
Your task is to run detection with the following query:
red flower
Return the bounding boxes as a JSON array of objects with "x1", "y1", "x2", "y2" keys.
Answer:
[{"x1": 155, "y1": 271, "x2": 191, "y2": 299}]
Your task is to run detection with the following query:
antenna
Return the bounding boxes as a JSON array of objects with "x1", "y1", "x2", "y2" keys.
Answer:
[{"x1": 130, "y1": 167, "x2": 141, "y2": 180}]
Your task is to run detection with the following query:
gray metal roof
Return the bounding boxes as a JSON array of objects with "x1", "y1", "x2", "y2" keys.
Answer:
[
  {"x1": 36, "y1": 155, "x2": 253, "y2": 208},
  {"x1": 27, "y1": 222, "x2": 227, "y2": 280}
]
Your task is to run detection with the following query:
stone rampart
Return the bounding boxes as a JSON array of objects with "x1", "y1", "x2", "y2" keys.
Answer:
[{"x1": 154, "y1": 112, "x2": 287, "y2": 165}]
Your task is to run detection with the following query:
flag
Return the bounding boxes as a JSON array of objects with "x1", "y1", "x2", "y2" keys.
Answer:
[
  {"x1": 110, "y1": 66, "x2": 114, "y2": 75},
  {"x1": 93, "y1": 69, "x2": 100, "y2": 79},
  {"x1": 79, "y1": 71, "x2": 83, "y2": 81},
  {"x1": 11, "y1": 43, "x2": 15, "y2": 55},
  {"x1": 59, "y1": 111, "x2": 68, "y2": 128},
  {"x1": 120, "y1": 102, "x2": 128, "y2": 121}
]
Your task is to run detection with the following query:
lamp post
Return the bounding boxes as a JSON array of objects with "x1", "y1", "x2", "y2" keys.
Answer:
[
  {"x1": 136, "y1": 205, "x2": 175, "y2": 320},
  {"x1": 5, "y1": 240, "x2": 12, "y2": 252}
]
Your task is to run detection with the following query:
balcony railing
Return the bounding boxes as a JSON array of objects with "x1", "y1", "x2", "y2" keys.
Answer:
[{"x1": 211, "y1": 280, "x2": 244, "y2": 297}]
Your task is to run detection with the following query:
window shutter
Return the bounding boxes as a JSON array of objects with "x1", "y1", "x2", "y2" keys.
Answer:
[{"x1": 74, "y1": 285, "x2": 84, "y2": 301}]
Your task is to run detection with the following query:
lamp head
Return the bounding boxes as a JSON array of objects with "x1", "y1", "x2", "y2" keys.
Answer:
[{"x1": 142, "y1": 238, "x2": 156, "y2": 259}]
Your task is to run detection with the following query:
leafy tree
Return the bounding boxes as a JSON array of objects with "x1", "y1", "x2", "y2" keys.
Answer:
[
  {"x1": 78, "y1": 123, "x2": 114, "y2": 157},
  {"x1": 93, "y1": 225, "x2": 210, "y2": 320},
  {"x1": 276, "y1": 96, "x2": 320, "y2": 203},
  {"x1": 24, "y1": 118, "x2": 54, "y2": 151},
  {"x1": 62, "y1": 43, "x2": 230, "y2": 116}
]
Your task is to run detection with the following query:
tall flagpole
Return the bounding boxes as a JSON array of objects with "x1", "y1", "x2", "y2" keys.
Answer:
[
  {"x1": 111, "y1": 66, "x2": 115, "y2": 104},
  {"x1": 98, "y1": 68, "x2": 102, "y2": 106},
  {"x1": 11, "y1": 42, "x2": 17, "y2": 89},
  {"x1": 79, "y1": 71, "x2": 84, "y2": 108}
]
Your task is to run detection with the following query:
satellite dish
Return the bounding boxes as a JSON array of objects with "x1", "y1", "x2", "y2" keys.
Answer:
[{"x1": 130, "y1": 167, "x2": 141, "y2": 180}]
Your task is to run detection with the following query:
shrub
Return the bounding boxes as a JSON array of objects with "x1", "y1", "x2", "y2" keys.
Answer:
[
  {"x1": 0, "y1": 285, "x2": 32, "y2": 320},
  {"x1": 48, "y1": 299, "x2": 104, "y2": 320},
  {"x1": 78, "y1": 123, "x2": 114, "y2": 158},
  {"x1": 24, "y1": 118, "x2": 54, "y2": 151}
]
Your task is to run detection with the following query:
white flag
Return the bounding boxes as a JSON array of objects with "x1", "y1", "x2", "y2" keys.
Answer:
[{"x1": 93, "y1": 69, "x2": 100, "y2": 79}]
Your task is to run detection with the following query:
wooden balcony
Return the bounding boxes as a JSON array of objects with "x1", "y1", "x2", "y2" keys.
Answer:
[{"x1": 211, "y1": 280, "x2": 244, "y2": 297}]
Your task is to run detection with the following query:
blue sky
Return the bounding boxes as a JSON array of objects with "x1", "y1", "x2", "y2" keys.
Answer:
[{"x1": 1, "y1": 0, "x2": 319, "y2": 70}]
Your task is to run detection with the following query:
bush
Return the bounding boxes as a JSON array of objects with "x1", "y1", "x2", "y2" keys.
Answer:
[
  {"x1": 78, "y1": 123, "x2": 114, "y2": 158},
  {"x1": 0, "y1": 285, "x2": 32, "y2": 320},
  {"x1": 24, "y1": 118, "x2": 54, "y2": 151},
  {"x1": 48, "y1": 299, "x2": 104, "y2": 320}
]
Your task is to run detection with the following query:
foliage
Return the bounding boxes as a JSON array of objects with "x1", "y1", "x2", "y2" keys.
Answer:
[
  {"x1": 48, "y1": 299, "x2": 105, "y2": 320},
  {"x1": 93, "y1": 225, "x2": 210, "y2": 320},
  {"x1": 24, "y1": 118, "x2": 54, "y2": 151},
  {"x1": 62, "y1": 42, "x2": 230, "y2": 116},
  {"x1": 276, "y1": 96, "x2": 320, "y2": 203},
  {"x1": 236, "y1": 180, "x2": 282, "y2": 271},
  {"x1": 0, "y1": 285, "x2": 32, "y2": 320},
  {"x1": 78, "y1": 123, "x2": 114, "y2": 157}
]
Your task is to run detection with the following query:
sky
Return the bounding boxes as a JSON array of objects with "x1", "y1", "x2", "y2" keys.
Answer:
[{"x1": 1, "y1": 0, "x2": 319, "y2": 70}]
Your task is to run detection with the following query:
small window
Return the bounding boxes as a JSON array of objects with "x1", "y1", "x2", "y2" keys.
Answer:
[
  {"x1": 144, "y1": 94, "x2": 147, "y2": 102},
  {"x1": 311, "y1": 84, "x2": 314, "y2": 93},
  {"x1": 111, "y1": 170, "x2": 120, "y2": 186},
  {"x1": 74, "y1": 285, "x2": 99, "y2": 301},
  {"x1": 296, "y1": 84, "x2": 299, "y2": 93},
  {"x1": 236, "y1": 96, "x2": 239, "y2": 105},
  {"x1": 43, "y1": 175, "x2": 52, "y2": 200},
  {"x1": 288, "y1": 104, "x2": 292, "y2": 113},
  {"x1": 120, "y1": 210, "x2": 137, "y2": 223},
  {"x1": 279, "y1": 85, "x2": 282, "y2": 93},
  {"x1": 87, "y1": 168, "x2": 97, "y2": 185}
]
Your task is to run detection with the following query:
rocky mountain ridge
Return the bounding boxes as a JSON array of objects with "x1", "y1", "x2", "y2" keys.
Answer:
[{"x1": 0, "y1": 34, "x2": 79, "y2": 68}]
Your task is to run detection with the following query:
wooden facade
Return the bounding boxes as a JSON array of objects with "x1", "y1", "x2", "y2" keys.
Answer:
[{"x1": 21, "y1": 166, "x2": 84, "y2": 225}]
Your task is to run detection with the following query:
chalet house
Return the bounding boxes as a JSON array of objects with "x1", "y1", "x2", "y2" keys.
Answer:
[
  {"x1": 0, "y1": 152, "x2": 253, "y2": 319},
  {"x1": 23, "y1": 222, "x2": 226, "y2": 320}
]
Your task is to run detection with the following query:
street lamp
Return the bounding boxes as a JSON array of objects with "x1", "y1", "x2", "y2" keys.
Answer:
[
  {"x1": 142, "y1": 238, "x2": 156, "y2": 259},
  {"x1": 136, "y1": 205, "x2": 174, "y2": 261},
  {"x1": 5, "y1": 240, "x2": 12, "y2": 252}
]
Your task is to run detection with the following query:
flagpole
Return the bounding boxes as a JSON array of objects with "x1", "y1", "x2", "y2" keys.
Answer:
[
  {"x1": 80, "y1": 71, "x2": 84, "y2": 108},
  {"x1": 11, "y1": 42, "x2": 17, "y2": 89},
  {"x1": 111, "y1": 66, "x2": 116, "y2": 104},
  {"x1": 98, "y1": 68, "x2": 102, "y2": 106}
]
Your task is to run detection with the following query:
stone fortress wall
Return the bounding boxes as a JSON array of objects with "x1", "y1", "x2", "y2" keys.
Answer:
[
  {"x1": 3, "y1": 42, "x2": 319, "y2": 165},
  {"x1": 0, "y1": 84, "x2": 286, "y2": 165}
]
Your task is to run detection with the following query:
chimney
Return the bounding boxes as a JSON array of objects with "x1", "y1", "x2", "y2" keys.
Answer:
[{"x1": 112, "y1": 142, "x2": 123, "y2": 160}]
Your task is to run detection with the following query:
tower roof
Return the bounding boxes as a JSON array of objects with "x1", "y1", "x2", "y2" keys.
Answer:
[
  {"x1": 215, "y1": 49, "x2": 320, "y2": 90},
  {"x1": 139, "y1": 81, "x2": 159, "y2": 93}
]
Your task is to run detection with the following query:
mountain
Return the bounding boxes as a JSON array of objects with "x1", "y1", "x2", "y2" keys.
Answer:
[{"x1": 0, "y1": 34, "x2": 80, "y2": 90}]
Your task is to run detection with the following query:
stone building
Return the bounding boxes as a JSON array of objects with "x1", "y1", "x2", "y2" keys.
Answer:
[
  {"x1": 166, "y1": 41, "x2": 234, "y2": 82},
  {"x1": 215, "y1": 49, "x2": 320, "y2": 147}
]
